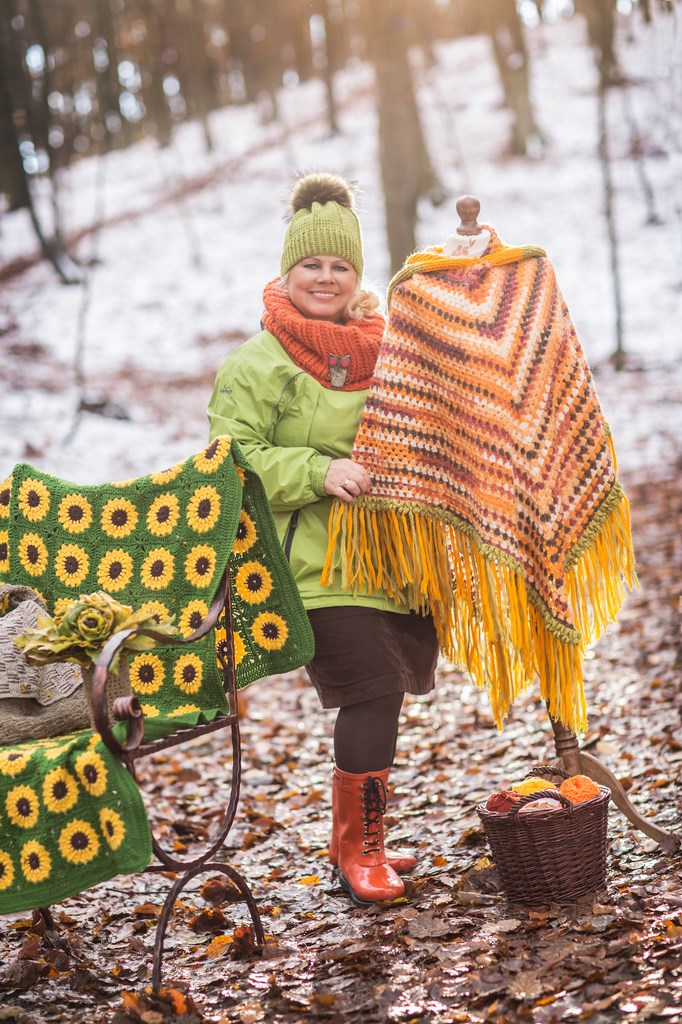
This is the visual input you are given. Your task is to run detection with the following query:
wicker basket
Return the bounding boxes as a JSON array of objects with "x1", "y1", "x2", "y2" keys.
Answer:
[{"x1": 477, "y1": 765, "x2": 610, "y2": 905}]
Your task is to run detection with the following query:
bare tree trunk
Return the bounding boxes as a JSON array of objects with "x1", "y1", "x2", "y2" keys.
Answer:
[
  {"x1": 0, "y1": 5, "x2": 79, "y2": 282},
  {"x1": 576, "y1": 0, "x2": 620, "y2": 86},
  {"x1": 366, "y1": 0, "x2": 443, "y2": 275},
  {"x1": 481, "y1": 0, "x2": 542, "y2": 156}
]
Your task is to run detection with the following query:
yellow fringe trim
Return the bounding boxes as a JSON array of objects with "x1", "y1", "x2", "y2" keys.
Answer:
[{"x1": 322, "y1": 493, "x2": 637, "y2": 736}]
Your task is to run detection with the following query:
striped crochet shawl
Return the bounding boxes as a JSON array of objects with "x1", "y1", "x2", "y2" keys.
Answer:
[{"x1": 323, "y1": 232, "x2": 636, "y2": 734}]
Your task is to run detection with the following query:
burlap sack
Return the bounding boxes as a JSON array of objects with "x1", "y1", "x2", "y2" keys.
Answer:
[{"x1": 0, "y1": 585, "x2": 89, "y2": 742}]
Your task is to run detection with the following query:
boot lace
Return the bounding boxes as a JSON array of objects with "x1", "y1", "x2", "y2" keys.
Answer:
[{"x1": 361, "y1": 776, "x2": 387, "y2": 856}]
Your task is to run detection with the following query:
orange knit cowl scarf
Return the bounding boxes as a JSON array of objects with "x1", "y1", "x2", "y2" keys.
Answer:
[{"x1": 261, "y1": 280, "x2": 384, "y2": 391}]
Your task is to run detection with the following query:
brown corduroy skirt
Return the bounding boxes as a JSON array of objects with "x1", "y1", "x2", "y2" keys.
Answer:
[{"x1": 305, "y1": 606, "x2": 439, "y2": 709}]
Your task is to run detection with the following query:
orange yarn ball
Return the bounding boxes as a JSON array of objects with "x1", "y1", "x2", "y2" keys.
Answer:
[
  {"x1": 559, "y1": 775, "x2": 601, "y2": 804},
  {"x1": 512, "y1": 777, "x2": 558, "y2": 797}
]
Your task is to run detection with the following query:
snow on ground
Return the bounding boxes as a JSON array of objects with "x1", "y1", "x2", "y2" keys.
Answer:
[{"x1": 0, "y1": 9, "x2": 680, "y2": 486}]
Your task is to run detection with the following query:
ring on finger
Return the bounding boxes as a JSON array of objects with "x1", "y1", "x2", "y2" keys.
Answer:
[{"x1": 343, "y1": 478, "x2": 353, "y2": 490}]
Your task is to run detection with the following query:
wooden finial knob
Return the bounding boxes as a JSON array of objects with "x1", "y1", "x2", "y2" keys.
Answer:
[{"x1": 456, "y1": 195, "x2": 482, "y2": 235}]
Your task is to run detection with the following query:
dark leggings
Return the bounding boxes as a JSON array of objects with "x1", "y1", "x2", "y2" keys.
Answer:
[{"x1": 333, "y1": 692, "x2": 404, "y2": 774}]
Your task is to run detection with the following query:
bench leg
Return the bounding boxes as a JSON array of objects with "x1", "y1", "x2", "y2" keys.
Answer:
[
  {"x1": 151, "y1": 862, "x2": 265, "y2": 991},
  {"x1": 550, "y1": 717, "x2": 680, "y2": 854}
]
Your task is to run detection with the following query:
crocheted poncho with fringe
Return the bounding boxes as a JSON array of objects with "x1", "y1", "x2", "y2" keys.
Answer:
[{"x1": 323, "y1": 230, "x2": 637, "y2": 734}]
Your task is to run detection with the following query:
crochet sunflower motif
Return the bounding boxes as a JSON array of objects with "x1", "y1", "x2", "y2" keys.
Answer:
[
  {"x1": 130, "y1": 653, "x2": 166, "y2": 694},
  {"x1": 186, "y1": 485, "x2": 222, "y2": 533},
  {"x1": 232, "y1": 510, "x2": 257, "y2": 554},
  {"x1": 57, "y1": 493, "x2": 93, "y2": 534},
  {"x1": 184, "y1": 545, "x2": 216, "y2": 588},
  {"x1": 17, "y1": 478, "x2": 50, "y2": 522},
  {"x1": 101, "y1": 498, "x2": 138, "y2": 539},
  {"x1": 20, "y1": 840, "x2": 52, "y2": 883},
  {"x1": 54, "y1": 544, "x2": 89, "y2": 587},
  {"x1": 42, "y1": 767, "x2": 79, "y2": 813},
  {"x1": 178, "y1": 599, "x2": 209, "y2": 637},
  {"x1": 97, "y1": 549, "x2": 134, "y2": 592},
  {"x1": 147, "y1": 493, "x2": 180, "y2": 536},
  {"x1": 18, "y1": 534, "x2": 48, "y2": 577},
  {"x1": 58, "y1": 820, "x2": 100, "y2": 865},
  {"x1": 140, "y1": 548, "x2": 174, "y2": 591}
]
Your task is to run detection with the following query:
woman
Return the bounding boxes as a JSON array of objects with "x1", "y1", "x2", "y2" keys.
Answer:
[{"x1": 207, "y1": 173, "x2": 438, "y2": 906}]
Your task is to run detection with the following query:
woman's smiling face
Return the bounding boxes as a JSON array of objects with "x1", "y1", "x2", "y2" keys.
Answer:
[{"x1": 286, "y1": 254, "x2": 358, "y2": 322}]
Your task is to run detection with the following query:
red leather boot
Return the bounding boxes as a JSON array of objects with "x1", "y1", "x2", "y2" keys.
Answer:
[
  {"x1": 333, "y1": 767, "x2": 405, "y2": 905},
  {"x1": 329, "y1": 768, "x2": 417, "y2": 874}
]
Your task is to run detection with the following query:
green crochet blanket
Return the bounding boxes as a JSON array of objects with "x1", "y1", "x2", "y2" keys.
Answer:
[
  {"x1": 0, "y1": 436, "x2": 313, "y2": 739},
  {"x1": 0, "y1": 731, "x2": 151, "y2": 914},
  {"x1": 0, "y1": 437, "x2": 314, "y2": 913}
]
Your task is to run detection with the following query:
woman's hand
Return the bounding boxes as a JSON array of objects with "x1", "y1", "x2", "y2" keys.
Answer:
[{"x1": 324, "y1": 459, "x2": 371, "y2": 503}]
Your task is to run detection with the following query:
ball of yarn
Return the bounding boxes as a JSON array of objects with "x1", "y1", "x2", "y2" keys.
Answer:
[
  {"x1": 559, "y1": 774, "x2": 601, "y2": 804},
  {"x1": 512, "y1": 777, "x2": 558, "y2": 797},
  {"x1": 485, "y1": 790, "x2": 521, "y2": 813},
  {"x1": 518, "y1": 796, "x2": 563, "y2": 815}
]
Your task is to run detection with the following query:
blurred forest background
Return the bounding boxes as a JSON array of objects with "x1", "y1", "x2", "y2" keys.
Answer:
[{"x1": 1, "y1": 0, "x2": 676, "y2": 283}]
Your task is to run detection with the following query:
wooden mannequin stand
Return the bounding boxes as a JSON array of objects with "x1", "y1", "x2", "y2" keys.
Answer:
[
  {"x1": 549, "y1": 715, "x2": 679, "y2": 854},
  {"x1": 455, "y1": 194, "x2": 680, "y2": 856}
]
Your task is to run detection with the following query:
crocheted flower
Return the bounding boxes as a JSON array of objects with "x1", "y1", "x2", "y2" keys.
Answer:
[
  {"x1": 0, "y1": 750, "x2": 32, "y2": 776},
  {"x1": 0, "y1": 850, "x2": 14, "y2": 891},
  {"x1": 147, "y1": 493, "x2": 180, "y2": 537},
  {"x1": 150, "y1": 462, "x2": 183, "y2": 485},
  {"x1": 6, "y1": 785, "x2": 40, "y2": 828},
  {"x1": 130, "y1": 653, "x2": 165, "y2": 694},
  {"x1": 57, "y1": 493, "x2": 93, "y2": 534},
  {"x1": 251, "y1": 612, "x2": 288, "y2": 651},
  {"x1": 178, "y1": 599, "x2": 209, "y2": 638},
  {"x1": 216, "y1": 626, "x2": 245, "y2": 668},
  {"x1": 232, "y1": 510, "x2": 257, "y2": 554},
  {"x1": 58, "y1": 820, "x2": 100, "y2": 865},
  {"x1": 0, "y1": 476, "x2": 11, "y2": 519},
  {"x1": 140, "y1": 548, "x2": 174, "y2": 591},
  {"x1": 138, "y1": 600, "x2": 171, "y2": 625},
  {"x1": 43, "y1": 767, "x2": 79, "y2": 813},
  {"x1": 186, "y1": 485, "x2": 221, "y2": 533},
  {"x1": 99, "y1": 807, "x2": 125, "y2": 850},
  {"x1": 54, "y1": 543, "x2": 90, "y2": 587},
  {"x1": 74, "y1": 750, "x2": 108, "y2": 797},
  {"x1": 101, "y1": 498, "x2": 138, "y2": 539},
  {"x1": 18, "y1": 533, "x2": 48, "y2": 577},
  {"x1": 20, "y1": 840, "x2": 51, "y2": 883},
  {"x1": 97, "y1": 549, "x2": 134, "y2": 592},
  {"x1": 235, "y1": 562, "x2": 273, "y2": 604},
  {"x1": 0, "y1": 530, "x2": 9, "y2": 574},
  {"x1": 17, "y1": 478, "x2": 50, "y2": 522},
  {"x1": 139, "y1": 704, "x2": 161, "y2": 718},
  {"x1": 173, "y1": 653, "x2": 203, "y2": 694},
  {"x1": 168, "y1": 704, "x2": 200, "y2": 717},
  {"x1": 194, "y1": 437, "x2": 231, "y2": 474},
  {"x1": 184, "y1": 545, "x2": 216, "y2": 588}
]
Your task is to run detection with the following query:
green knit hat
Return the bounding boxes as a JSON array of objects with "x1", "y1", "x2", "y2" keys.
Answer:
[{"x1": 280, "y1": 172, "x2": 364, "y2": 279}]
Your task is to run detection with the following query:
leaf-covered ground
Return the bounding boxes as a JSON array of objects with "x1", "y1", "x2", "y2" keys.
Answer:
[{"x1": 1, "y1": 456, "x2": 680, "y2": 1024}]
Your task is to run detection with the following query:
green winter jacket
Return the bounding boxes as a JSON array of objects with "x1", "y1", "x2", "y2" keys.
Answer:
[{"x1": 207, "y1": 330, "x2": 404, "y2": 613}]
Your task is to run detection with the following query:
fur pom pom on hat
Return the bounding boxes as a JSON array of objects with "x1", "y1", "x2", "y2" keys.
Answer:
[{"x1": 280, "y1": 172, "x2": 364, "y2": 279}]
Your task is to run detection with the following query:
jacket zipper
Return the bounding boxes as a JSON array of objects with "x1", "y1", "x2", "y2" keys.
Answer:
[{"x1": 283, "y1": 509, "x2": 299, "y2": 562}]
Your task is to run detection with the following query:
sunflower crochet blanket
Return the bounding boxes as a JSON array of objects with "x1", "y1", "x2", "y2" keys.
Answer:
[
  {"x1": 323, "y1": 231, "x2": 637, "y2": 734},
  {"x1": 0, "y1": 437, "x2": 313, "y2": 913}
]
